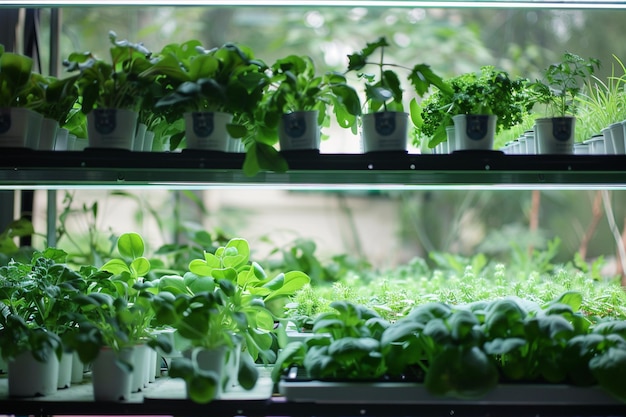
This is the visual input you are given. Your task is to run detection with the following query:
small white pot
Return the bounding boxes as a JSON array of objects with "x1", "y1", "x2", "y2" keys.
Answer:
[
  {"x1": 601, "y1": 127, "x2": 616, "y2": 154},
  {"x1": 143, "y1": 130, "x2": 155, "y2": 152},
  {"x1": 585, "y1": 134, "x2": 606, "y2": 154},
  {"x1": 54, "y1": 128, "x2": 70, "y2": 151},
  {"x1": 91, "y1": 346, "x2": 134, "y2": 401},
  {"x1": 87, "y1": 108, "x2": 138, "y2": 150},
  {"x1": 71, "y1": 136, "x2": 89, "y2": 151},
  {"x1": 0, "y1": 108, "x2": 42, "y2": 148},
  {"x1": 360, "y1": 111, "x2": 408, "y2": 152},
  {"x1": 8, "y1": 351, "x2": 59, "y2": 397},
  {"x1": 57, "y1": 351, "x2": 73, "y2": 389},
  {"x1": 223, "y1": 339, "x2": 242, "y2": 392},
  {"x1": 535, "y1": 116, "x2": 575, "y2": 154},
  {"x1": 39, "y1": 118, "x2": 59, "y2": 150},
  {"x1": 524, "y1": 131, "x2": 536, "y2": 154},
  {"x1": 452, "y1": 114, "x2": 496, "y2": 151},
  {"x1": 185, "y1": 346, "x2": 228, "y2": 399},
  {"x1": 71, "y1": 351, "x2": 84, "y2": 384},
  {"x1": 134, "y1": 122, "x2": 147, "y2": 152},
  {"x1": 131, "y1": 343, "x2": 153, "y2": 392},
  {"x1": 279, "y1": 111, "x2": 320, "y2": 151},
  {"x1": 574, "y1": 142, "x2": 590, "y2": 155},
  {"x1": 445, "y1": 125, "x2": 456, "y2": 153},
  {"x1": 608, "y1": 122, "x2": 625, "y2": 154},
  {"x1": 184, "y1": 111, "x2": 232, "y2": 151},
  {"x1": 148, "y1": 348, "x2": 157, "y2": 383}
]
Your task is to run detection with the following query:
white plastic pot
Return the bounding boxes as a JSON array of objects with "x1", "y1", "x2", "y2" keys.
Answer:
[
  {"x1": 87, "y1": 108, "x2": 138, "y2": 150},
  {"x1": 360, "y1": 111, "x2": 408, "y2": 152},
  {"x1": 452, "y1": 114, "x2": 497, "y2": 151},
  {"x1": 8, "y1": 351, "x2": 59, "y2": 397},
  {"x1": 279, "y1": 111, "x2": 320, "y2": 151},
  {"x1": 184, "y1": 111, "x2": 232, "y2": 151},
  {"x1": 535, "y1": 117, "x2": 575, "y2": 154}
]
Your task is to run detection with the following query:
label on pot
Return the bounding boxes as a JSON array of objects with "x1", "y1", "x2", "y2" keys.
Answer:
[
  {"x1": 93, "y1": 109, "x2": 117, "y2": 135},
  {"x1": 552, "y1": 118, "x2": 573, "y2": 141},
  {"x1": 466, "y1": 115, "x2": 490, "y2": 141},
  {"x1": 192, "y1": 112, "x2": 215, "y2": 138},
  {"x1": 283, "y1": 113, "x2": 307, "y2": 138},
  {"x1": 374, "y1": 112, "x2": 397, "y2": 136},
  {"x1": 0, "y1": 109, "x2": 11, "y2": 134}
]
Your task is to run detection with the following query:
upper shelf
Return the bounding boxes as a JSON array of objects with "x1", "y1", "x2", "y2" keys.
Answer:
[
  {"x1": 2, "y1": 0, "x2": 626, "y2": 8},
  {"x1": 2, "y1": 149, "x2": 626, "y2": 189}
]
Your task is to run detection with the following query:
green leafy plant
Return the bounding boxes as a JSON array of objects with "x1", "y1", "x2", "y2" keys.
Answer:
[
  {"x1": 576, "y1": 54, "x2": 626, "y2": 141},
  {"x1": 346, "y1": 37, "x2": 450, "y2": 113},
  {"x1": 274, "y1": 292, "x2": 626, "y2": 403},
  {"x1": 264, "y1": 54, "x2": 361, "y2": 134},
  {"x1": 530, "y1": 52, "x2": 601, "y2": 117},
  {"x1": 272, "y1": 300, "x2": 388, "y2": 382},
  {"x1": 30, "y1": 73, "x2": 80, "y2": 127},
  {"x1": 0, "y1": 217, "x2": 35, "y2": 264},
  {"x1": 151, "y1": 237, "x2": 309, "y2": 403},
  {"x1": 151, "y1": 42, "x2": 268, "y2": 115},
  {"x1": 0, "y1": 248, "x2": 85, "y2": 364},
  {"x1": 69, "y1": 232, "x2": 169, "y2": 363},
  {"x1": 0, "y1": 44, "x2": 35, "y2": 108},
  {"x1": 413, "y1": 66, "x2": 533, "y2": 147},
  {"x1": 63, "y1": 31, "x2": 153, "y2": 113}
]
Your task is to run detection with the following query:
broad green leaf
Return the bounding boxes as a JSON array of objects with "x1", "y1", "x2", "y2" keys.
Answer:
[
  {"x1": 483, "y1": 337, "x2": 526, "y2": 355},
  {"x1": 327, "y1": 337, "x2": 379, "y2": 361},
  {"x1": 380, "y1": 320, "x2": 423, "y2": 348},
  {"x1": 100, "y1": 258, "x2": 130, "y2": 275},
  {"x1": 117, "y1": 232, "x2": 145, "y2": 259},
  {"x1": 3, "y1": 218, "x2": 35, "y2": 238},
  {"x1": 425, "y1": 346, "x2": 498, "y2": 399},
  {"x1": 263, "y1": 271, "x2": 310, "y2": 303},
  {"x1": 552, "y1": 291, "x2": 583, "y2": 312},
  {"x1": 590, "y1": 347, "x2": 626, "y2": 402},
  {"x1": 157, "y1": 275, "x2": 189, "y2": 295},
  {"x1": 238, "y1": 352, "x2": 259, "y2": 390},
  {"x1": 130, "y1": 257, "x2": 151, "y2": 278},
  {"x1": 189, "y1": 259, "x2": 214, "y2": 276},
  {"x1": 184, "y1": 273, "x2": 215, "y2": 294}
]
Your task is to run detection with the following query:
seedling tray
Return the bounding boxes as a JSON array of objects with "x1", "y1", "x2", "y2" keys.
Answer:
[{"x1": 278, "y1": 368, "x2": 620, "y2": 405}]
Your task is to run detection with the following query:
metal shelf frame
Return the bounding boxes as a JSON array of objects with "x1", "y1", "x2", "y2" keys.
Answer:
[{"x1": 2, "y1": 149, "x2": 626, "y2": 189}]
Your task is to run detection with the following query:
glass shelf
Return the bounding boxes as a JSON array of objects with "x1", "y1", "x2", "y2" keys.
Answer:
[{"x1": 2, "y1": 149, "x2": 626, "y2": 190}]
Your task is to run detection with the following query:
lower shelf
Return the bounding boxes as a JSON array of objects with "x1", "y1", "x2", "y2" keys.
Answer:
[
  {"x1": 2, "y1": 371, "x2": 626, "y2": 416},
  {"x1": 278, "y1": 379, "x2": 621, "y2": 405}
]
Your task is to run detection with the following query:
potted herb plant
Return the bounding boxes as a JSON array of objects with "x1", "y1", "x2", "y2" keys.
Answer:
[
  {"x1": 0, "y1": 45, "x2": 44, "y2": 149},
  {"x1": 346, "y1": 37, "x2": 450, "y2": 153},
  {"x1": 530, "y1": 52, "x2": 600, "y2": 154},
  {"x1": 30, "y1": 73, "x2": 80, "y2": 150},
  {"x1": 148, "y1": 41, "x2": 269, "y2": 154},
  {"x1": 69, "y1": 232, "x2": 170, "y2": 401},
  {"x1": 414, "y1": 66, "x2": 532, "y2": 151},
  {"x1": 151, "y1": 237, "x2": 310, "y2": 403},
  {"x1": 262, "y1": 54, "x2": 361, "y2": 152},
  {"x1": 0, "y1": 248, "x2": 84, "y2": 397},
  {"x1": 63, "y1": 31, "x2": 153, "y2": 150}
]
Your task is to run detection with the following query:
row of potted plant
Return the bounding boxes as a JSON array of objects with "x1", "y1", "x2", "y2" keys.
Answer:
[
  {"x1": 0, "y1": 232, "x2": 310, "y2": 403},
  {"x1": 0, "y1": 34, "x2": 609, "y2": 171}
]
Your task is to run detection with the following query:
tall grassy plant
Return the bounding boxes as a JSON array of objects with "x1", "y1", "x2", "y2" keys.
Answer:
[{"x1": 576, "y1": 55, "x2": 626, "y2": 142}]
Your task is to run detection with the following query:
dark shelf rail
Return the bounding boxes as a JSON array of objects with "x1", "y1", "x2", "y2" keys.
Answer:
[{"x1": 2, "y1": 149, "x2": 626, "y2": 187}]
